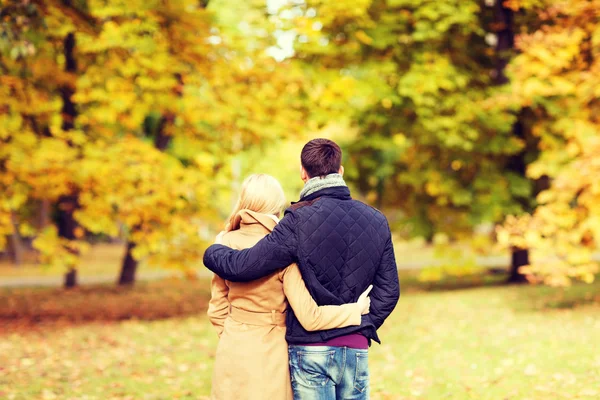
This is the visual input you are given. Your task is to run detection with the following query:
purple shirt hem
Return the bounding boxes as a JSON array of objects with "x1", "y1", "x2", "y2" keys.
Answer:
[{"x1": 302, "y1": 333, "x2": 368, "y2": 349}]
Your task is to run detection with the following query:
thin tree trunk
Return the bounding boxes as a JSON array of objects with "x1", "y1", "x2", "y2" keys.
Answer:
[
  {"x1": 508, "y1": 247, "x2": 529, "y2": 283},
  {"x1": 506, "y1": 118, "x2": 530, "y2": 284},
  {"x1": 376, "y1": 177, "x2": 384, "y2": 211},
  {"x1": 64, "y1": 269, "x2": 77, "y2": 287},
  {"x1": 117, "y1": 119, "x2": 173, "y2": 286},
  {"x1": 492, "y1": 0, "x2": 530, "y2": 283},
  {"x1": 37, "y1": 199, "x2": 51, "y2": 229},
  {"x1": 57, "y1": 193, "x2": 79, "y2": 288},
  {"x1": 492, "y1": 0, "x2": 514, "y2": 86},
  {"x1": 8, "y1": 212, "x2": 24, "y2": 266},
  {"x1": 59, "y1": 31, "x2": 80, "y2": 289},
  {"x1": 118, "y1": 241, "x2": 138, "y2": 285},
  {"x1": 154, "y1": 117, "x2": 171, "y2": 151}
]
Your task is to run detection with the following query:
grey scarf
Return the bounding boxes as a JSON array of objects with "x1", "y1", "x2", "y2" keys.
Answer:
[{"x1": 299, "y1": 173, "x2": 347, "y2": 199}]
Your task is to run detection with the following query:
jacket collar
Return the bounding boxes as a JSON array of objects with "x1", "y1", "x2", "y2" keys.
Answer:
[
  {"x1": 233, "y1": 209, "x2": 278, "y2": 233},
  {"x1": 294, "y1": 185, "x2": 352, "y2": 204}
]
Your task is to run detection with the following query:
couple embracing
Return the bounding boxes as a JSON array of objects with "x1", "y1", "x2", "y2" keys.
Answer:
[{"x1": 204, "y1": 139, "x2": 400, "y2": 399}]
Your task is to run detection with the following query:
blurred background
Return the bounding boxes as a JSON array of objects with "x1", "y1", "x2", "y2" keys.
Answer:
[{"x1": 1, "y1": 0, "x2": 600, "y2": 399}]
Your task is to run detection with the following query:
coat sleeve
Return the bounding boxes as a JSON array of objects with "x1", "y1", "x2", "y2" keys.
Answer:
[
  {"x1": 203, "y1": 213, "x2": 298, "y2": 282},
  {"x1": 282, "y1": 264, "x2": 361, "y2": 331},
  {"x1": 207, "y1": 273, "x2": 230, "y2": 337},
  {"x1": 368, "y1": 225, "x2": 400, "y2": 330}
]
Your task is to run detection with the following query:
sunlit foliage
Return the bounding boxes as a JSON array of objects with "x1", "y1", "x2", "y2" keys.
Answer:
[
  {"x1": 0, "y1": 0, "x2": 310, "y2": 279},
  {"x1": 497, "y1": 0, "x2": 600, "y2": 286}
]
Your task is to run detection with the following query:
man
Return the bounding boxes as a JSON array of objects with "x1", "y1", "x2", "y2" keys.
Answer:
[{"x1": 204, "y1": 138, "x2": 400, "y2": 399}]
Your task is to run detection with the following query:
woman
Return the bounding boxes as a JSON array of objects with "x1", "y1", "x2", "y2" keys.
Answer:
[{"x1": 208, "y1": 174, "x2": 370, "y2": 400}]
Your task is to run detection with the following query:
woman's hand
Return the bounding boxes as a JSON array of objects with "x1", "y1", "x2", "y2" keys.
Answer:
[
  {"x1": 357, "y1": 285, "x2": 373, "y2": 315},
  {"x1": 214, "y1": 231, "x2": 226, "y2": 245}
]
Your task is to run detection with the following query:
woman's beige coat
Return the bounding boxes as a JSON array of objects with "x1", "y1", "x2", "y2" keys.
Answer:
[{"x1": 208, "y1": 210, "x2": 362, "y2": 400}]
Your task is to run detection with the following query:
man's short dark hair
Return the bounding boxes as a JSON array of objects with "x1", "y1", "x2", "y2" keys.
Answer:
[{"x1": 301, "y1": 138, "x2": 342, "y2": 178}]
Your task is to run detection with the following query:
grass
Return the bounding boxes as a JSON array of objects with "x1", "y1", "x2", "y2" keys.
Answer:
[{"x1": 1, "y1": 275, "x2": 600, "y2": 399}]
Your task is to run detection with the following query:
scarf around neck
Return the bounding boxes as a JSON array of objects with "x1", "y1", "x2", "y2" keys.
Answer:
[{"x1": 299, "y1": 173, "x2": 347, "y2": 200}]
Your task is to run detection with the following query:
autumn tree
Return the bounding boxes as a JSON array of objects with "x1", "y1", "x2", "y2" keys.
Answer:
[
  {"x1": 73, "y1": 0, "x2": 310, "y2": 285},
  {"x1": 0, "y1": 0, "x2": 98, "y2": 287},
  {"x1": 497, "y1": 0, "x2": 600, "y2": 286},
  {"x1": 280, "y1": 0, "x2": 531, "y2": 270},
  {"x1": 78, "y1": 0, "x2": 217, "y2": 284},
  {"x1": 0, "y1": 1, "x2": 218, "y2": 284},
  {"x1": 1, "y1": 0, "x2": 313, "y2": 286}
]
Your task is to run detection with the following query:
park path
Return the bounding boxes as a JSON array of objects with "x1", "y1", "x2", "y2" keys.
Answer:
[
  {"x1": 0, "y1": 269, "x2": 220, "y2": 288},
  {"x1": 0, "y1": 270, "x2": 181, "y2": 288},
  {"x1": 6, "y1": 251, "x2": 598, "y2": 289},
  {"x1": 0, "y1": 255, "x2": 514, "y2": 289}
]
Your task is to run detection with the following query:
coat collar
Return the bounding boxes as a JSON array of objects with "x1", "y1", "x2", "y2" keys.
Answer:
[{"x1": 232, "y1": 209, "x2": 278, "y2": 233}]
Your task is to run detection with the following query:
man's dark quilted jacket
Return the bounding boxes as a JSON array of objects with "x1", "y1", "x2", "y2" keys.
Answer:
[{"x1": 203, "y1": 186, "x2": 400, "y2": 345}]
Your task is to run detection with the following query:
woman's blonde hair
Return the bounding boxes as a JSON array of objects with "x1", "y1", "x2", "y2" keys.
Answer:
[{"x1": 226, "y1": 174, "x2": 287, "y2": 231}]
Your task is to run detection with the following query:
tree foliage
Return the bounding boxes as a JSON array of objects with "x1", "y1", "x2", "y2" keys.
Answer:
[
  {"x1": 0, "y1": 0, "x2": 310, "y2": 282},
  {"x1": 2, "y1": 0, "x2": 599, "y2": 287},
  {"x1": 283, "y1": 0, "x2": 526, "y2": 239},
  {"x1": 497, "y1": 0, "x2": 600, "y2": 286}
]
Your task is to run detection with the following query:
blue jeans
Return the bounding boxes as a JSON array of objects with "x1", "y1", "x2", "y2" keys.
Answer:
[{"x1": 288, "y1": 345, "x2": 370, "y2": 400}]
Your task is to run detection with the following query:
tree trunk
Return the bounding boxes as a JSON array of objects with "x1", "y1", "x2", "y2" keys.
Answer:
[
  {"x1": 154, "y1": 116, "x2": 171, "y2": 151},
  {"x1": 506, "y1": 118, "x2": 530, "y2": 283},
  {"x1": 8, "y1": 212, "x2": 24, "y2": 266},
  {"x1": 376, "y1": 177, "x2": 384, "y2": 211},
  {"x1": 116, "y1": 72, "x2": 181, "y2": 286},
  {"x1": 493, "y1": 1, "x2": 531, "y2": 284},
  {"x1": 57, "y1": 193, "x2": 79, "y2": 288},
  {"x1": 508, "y1": 247, "x2": 529, "y2": 283},
  {"x1": 117, "y1": 119, "x2": 173, "y2": 286},
  {"x1": 37, "y1": 199, "x2": 51, "y2": 229},
  {"x1": 59, "y1": 31, "x2": 80, "y2": 289},
  {"x1": 61, "y1": 33, "x2": 77, "y2": 132},
  {"x1": 64, "y1": 268, "x2": 77, "y2": 288},
  {"x1": 492, "y1": 0, "x2": 514, "y2": 86},
  {"x1": 118, "y1": 241, "x2": 138, "y2": 285}
]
